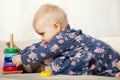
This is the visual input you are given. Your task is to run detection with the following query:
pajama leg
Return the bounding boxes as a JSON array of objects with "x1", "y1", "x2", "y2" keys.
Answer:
[
  {"x1": 50, "y1": 56, "x2": 72, "y2": 75},
  {"x1": 50, "y1": 49, "x2": 120, "y2": 76},
  {"x1": 50, "y1": 51, "x2": 95, "y2": 75},
  {"x1": 93, "y1": 49, "x2": 120, "y2": 77}
]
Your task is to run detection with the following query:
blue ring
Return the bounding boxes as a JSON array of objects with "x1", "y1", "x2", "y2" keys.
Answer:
[
  {"x1": 4, "y1": 57, "x2": 12, "y2": 62},
  {"x1": 4, "y1": 62, "x2": 14, "y2": 66},
  {"x1": 5, "y1": 53, "x2": 18, "y2": 57}
]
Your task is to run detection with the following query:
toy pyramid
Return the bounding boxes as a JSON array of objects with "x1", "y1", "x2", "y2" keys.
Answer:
[{"x1": 2, "y1": 34, "x2": 23, "y2": 74}]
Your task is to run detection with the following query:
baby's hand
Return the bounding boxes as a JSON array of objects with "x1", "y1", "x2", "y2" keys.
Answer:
[{"x1": 12, "y1": 55, "x2": 22, "y2": 67}]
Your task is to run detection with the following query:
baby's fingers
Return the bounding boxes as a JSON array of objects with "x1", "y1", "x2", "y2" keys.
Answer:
[
  {"x1": 16, "y1": 62, "x2": 20, "y2": 67},
  {"x1": 12, "y1": 56, "x2": 17, "y2": 65}
]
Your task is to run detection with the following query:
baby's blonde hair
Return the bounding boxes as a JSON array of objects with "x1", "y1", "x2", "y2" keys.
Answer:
[{"x1": 33, "y1": 4, "x2": 68, "y2": 29}]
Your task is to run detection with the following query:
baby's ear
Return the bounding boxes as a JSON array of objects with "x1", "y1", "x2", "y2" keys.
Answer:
[{"x1": 53, "y1": 22, "x2": 62, "y2": 32}]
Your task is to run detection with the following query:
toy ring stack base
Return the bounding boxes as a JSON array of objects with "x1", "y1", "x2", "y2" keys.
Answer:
[
  {"x1": 2, "y1": 66, "x2": 23, "y2": 74},
  {"x1": 3, "y1": 70, "x2": 23, "y2": 74}
]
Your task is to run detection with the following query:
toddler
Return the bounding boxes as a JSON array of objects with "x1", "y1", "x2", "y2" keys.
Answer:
[{"x1": 12, "y1": 4, "x2": 120, "y2": 77}]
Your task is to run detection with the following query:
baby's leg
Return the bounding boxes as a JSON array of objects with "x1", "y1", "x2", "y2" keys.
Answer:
[
  {"x1": 21, "y1": 62, "x2": 45, "y2": 73},
  {"x1": 22, "y1": 58, "x2": 53, "y2": 73}
]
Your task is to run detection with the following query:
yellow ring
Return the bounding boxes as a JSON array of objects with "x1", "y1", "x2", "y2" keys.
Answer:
[{"x1": 39, "y1": 71, "x2": 52, "y2": 77}]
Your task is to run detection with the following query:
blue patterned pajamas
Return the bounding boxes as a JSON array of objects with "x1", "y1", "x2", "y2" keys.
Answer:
[{"x1": 21, "y1": 25, "x2": 120, "y2": 77}]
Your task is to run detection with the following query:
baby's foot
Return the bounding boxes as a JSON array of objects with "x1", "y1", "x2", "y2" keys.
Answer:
[
  {"x1": 117, "y1": 61, "x2": 120, "y2": 70},
  {"x1": 115, "y1": 72, "x2": 120, "y2": 79}
]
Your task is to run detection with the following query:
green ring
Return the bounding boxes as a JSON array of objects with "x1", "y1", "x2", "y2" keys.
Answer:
[{"x1": 5, "y1": 48, "x2": 18, "y2": 53}]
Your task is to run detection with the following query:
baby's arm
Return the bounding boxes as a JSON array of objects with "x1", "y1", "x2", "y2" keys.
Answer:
[
  {"x1": 21, "y1": 35, "x2": 69, "y2": 65},
  {"x1": 12, "y1": 42, "x2": 42, "y2": 67},
  {"x1": 12, "y1": 33, "x2": 70, "y2": 66}
]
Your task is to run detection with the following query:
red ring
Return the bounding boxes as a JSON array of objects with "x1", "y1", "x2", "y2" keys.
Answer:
[{"x1": 3, "y1": 66, "x2": 21, "y2": 71}]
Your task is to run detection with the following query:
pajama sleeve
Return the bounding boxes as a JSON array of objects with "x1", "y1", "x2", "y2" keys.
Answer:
[
  {"x1": 21, "y1": 42, "x2": 41, "y2": 55},
  {"x1": 21, "y1": 33, "x2": 70, "y2": 65}
]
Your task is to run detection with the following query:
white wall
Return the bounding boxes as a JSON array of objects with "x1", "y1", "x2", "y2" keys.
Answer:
[{"x1": 0, "y1": 0, "x2": 120, "y2": 41}]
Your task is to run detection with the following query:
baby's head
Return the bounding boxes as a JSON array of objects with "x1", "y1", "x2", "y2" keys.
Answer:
[{"x1": 33, "y1": 4, "x2": 68, "y2": 44}]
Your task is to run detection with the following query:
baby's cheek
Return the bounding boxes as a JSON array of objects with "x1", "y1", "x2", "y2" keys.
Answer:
[{"x1": 44, "y1": 58, "x2": 54, "y2": 66}]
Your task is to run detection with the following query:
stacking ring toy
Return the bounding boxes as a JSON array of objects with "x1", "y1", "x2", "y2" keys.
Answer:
[
  {"x1": 2, "y1": 34, "x2": 22, "y2": 74},
  {"x1": 5, "y1": 48, "x2": 18, "y2": 53},
  {"x1": 3, "y1": 66, "x2": 20, "y2": 71},
  {"x1": 4, "y1": 62, "x2": 14, "y2": 66},
  {"x1": 40, "y1": 71, "x2": 52, "y2": 77},
  {"x1": 5, "y1": 53, "x2": 18, "y2": 57},
  {"x1": 4, "y1": 57, "x2": 12, "y2": 62}
]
